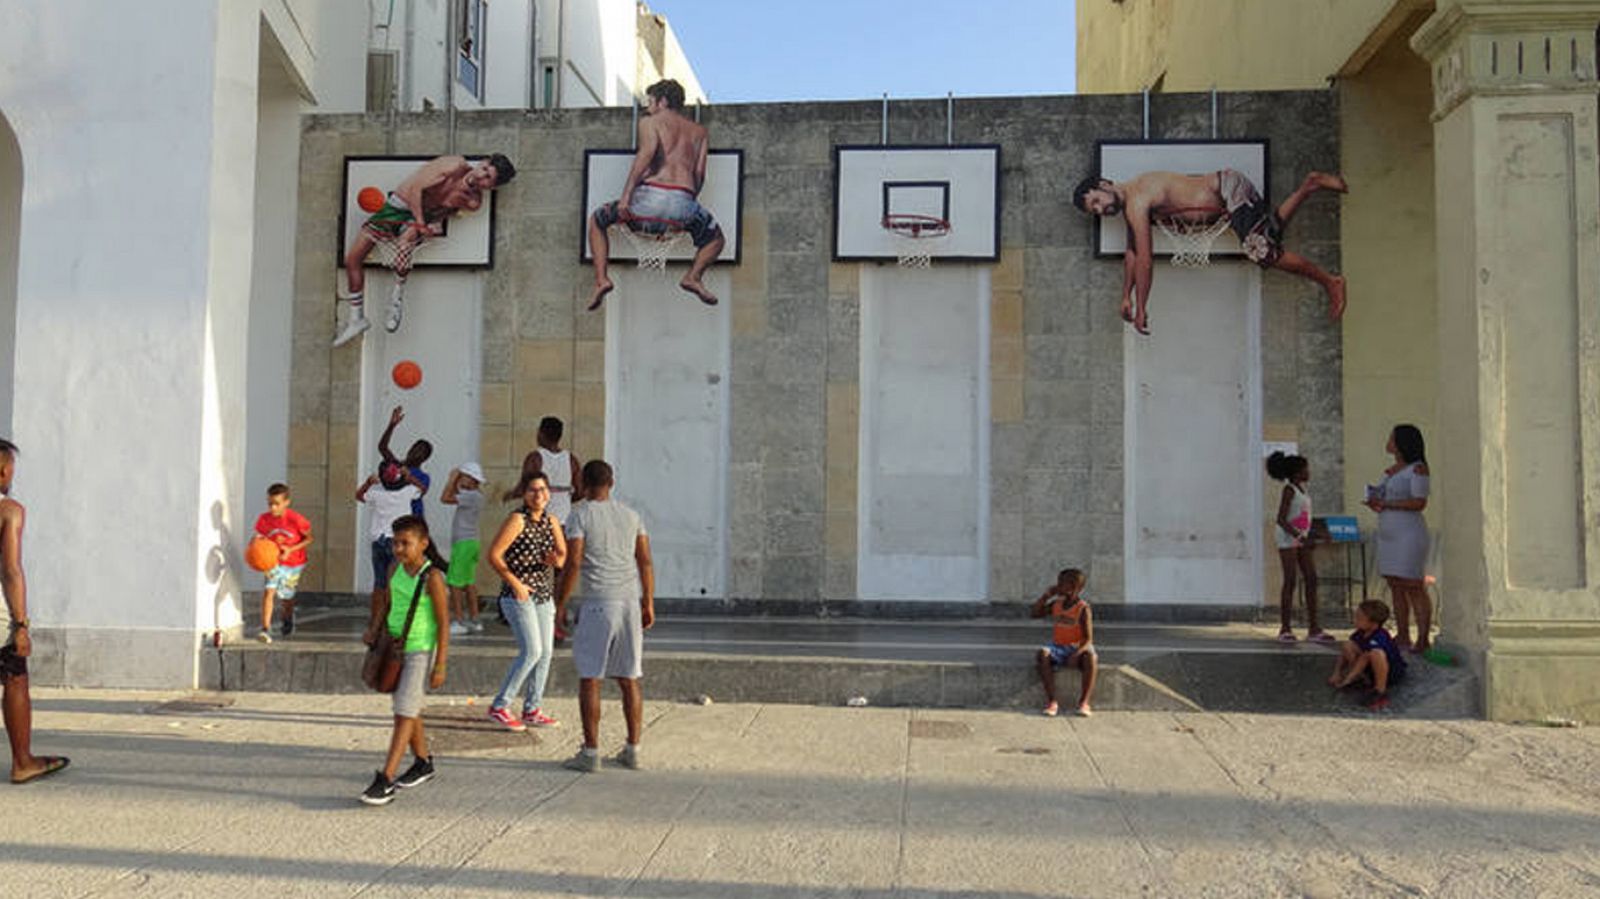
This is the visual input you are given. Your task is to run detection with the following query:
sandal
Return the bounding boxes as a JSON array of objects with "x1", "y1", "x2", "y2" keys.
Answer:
[
  {"x1": 1276, "y1": 631, "x2": 1298, "y2": 644},
  {"x1": 11, "y1": 756, "x2": 69, "y2": 785},
  {"x1": 1307, "y1": 630, "x2": 1337, "y2": 644}
]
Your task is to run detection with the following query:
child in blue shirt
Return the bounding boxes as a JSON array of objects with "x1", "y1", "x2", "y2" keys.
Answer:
[{"x1": 1329, "y1": 599, "x2": 1406, "y2": 711}]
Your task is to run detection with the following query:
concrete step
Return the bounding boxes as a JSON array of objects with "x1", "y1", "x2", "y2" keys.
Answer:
[{"x1": 218, "y1": 610, "x2": 1476, "y2": 716}]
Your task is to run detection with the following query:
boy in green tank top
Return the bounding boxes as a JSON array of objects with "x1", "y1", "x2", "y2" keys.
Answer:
[{"x1": 360, "y1": 515, "x2": 450, "y2": 806}]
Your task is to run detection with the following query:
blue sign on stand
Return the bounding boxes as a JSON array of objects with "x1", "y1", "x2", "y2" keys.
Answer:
[{"x1": 1320, "y1": 516, "x2": 1360, "y2": 543}]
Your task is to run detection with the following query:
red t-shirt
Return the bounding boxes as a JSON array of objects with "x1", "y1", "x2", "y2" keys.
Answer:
[{"x1": 255, "y1": 509, "x2": 312, "y2": 567}]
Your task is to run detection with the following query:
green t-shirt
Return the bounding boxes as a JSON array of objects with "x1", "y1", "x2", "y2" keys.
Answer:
[{"x1": 387, "y1": 561, "x2": 438, "y2": 653}]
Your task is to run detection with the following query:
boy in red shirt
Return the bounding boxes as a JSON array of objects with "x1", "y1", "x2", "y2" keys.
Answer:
[
  {"x1": 1029, "y1": 568, "x2": 1098, "y2": 717},
  {"x1": 256, "y1": 483, "x2": 314, "y2": 643}
]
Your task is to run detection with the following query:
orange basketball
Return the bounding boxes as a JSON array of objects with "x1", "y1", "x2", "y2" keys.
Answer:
[
  {"x1": 392, "y1": 360, "x2": 423, "y2": 390},
  {"x1": 357, "y1": 185, "x2": 386, "y2": 213},
  {"x1": 245, "y1": 537, "x2": 281, "y2": 573}
]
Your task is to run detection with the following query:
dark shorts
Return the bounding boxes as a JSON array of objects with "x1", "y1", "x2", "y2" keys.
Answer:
[
  {"x1": 1217, "y1": 169, "x2": 1283, "y2": 268},
  {"x1": 593, "y1": 183, "x2": 722, "y2": 249},
  {"x1": 371, "y1": 537, "x2": 396, "y2": 587},
  {"x1": 0, "y1": 641, "x2": 25, "y2": 682}
]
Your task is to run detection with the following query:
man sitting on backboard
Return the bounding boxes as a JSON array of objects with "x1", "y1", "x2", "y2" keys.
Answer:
[
  {"x1": 1072, "y1": 168, "x2": 1347, "y2": 335},
  {"x1": 335, "y1": 153, "x2": 516, "y2": 347},
  {"x1": 586, "y1": 79, "x2": 725, "y2": 311}
]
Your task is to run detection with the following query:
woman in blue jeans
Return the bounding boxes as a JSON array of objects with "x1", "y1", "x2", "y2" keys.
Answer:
[{"x1": 485, "y1": 471, "x2": 567, "y2": 730}]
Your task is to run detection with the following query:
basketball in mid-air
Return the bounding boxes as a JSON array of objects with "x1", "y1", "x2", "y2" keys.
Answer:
[
  {"x1": 245, "y1": 537, "x2": 281, "y2": 573},
  {"x1": 357, "y1": 186, "x2": 386, "y2": 213},
  {"x1": 392, "y1": 360, "x2": 423, "y2": 390}
]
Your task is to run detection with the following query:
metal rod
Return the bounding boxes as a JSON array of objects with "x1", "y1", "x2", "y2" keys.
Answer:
[
  {"x1": 946, "y1": 92, "x2": 953, "y2": 144},
  {"x1": 631, "y1": 97, "x2": 639, "y2": 150},
  {"x1": 694, "y1": 101, "x2": 701, "y2": 123},
  {"x1": 445, "y1": 0, "x2": 456, "y2": 154},
  {"x1": 1210, "y1": 85, "x2": 1218, "y2": 139},
  {"x1": 1141, "y1": 87, "x2": 1149, "y2": 140},
  {"x1": 881, "y1": 93, "x2": 889, "y2": 145}
]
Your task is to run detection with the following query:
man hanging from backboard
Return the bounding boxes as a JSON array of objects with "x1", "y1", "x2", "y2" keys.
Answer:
[
  {"x1": 334, "y1": 153, "x2": 517, "y2": 347},
  {"x1": 586, "y1": 79, "x2": 724, "y2": 312},
  {"x1": 1072, "y1": 168, "x2": 1346, "y2": 335}
]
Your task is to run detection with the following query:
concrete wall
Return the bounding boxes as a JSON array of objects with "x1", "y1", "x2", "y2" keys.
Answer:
[{"x1": 289, "y1": 91, "x2": 1342, "y2": 606}]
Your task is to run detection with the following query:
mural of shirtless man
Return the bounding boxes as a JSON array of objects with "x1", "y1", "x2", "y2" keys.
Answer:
[
  {"x1": 586, "y1": 79, "x2": 725, "y2": 311},
  {"x1": 334, "y1": 153, "x2": 516, "y2": 347},
  {"x1": 1073, "y1": 168, "x2": 1347, "y2": 335}
]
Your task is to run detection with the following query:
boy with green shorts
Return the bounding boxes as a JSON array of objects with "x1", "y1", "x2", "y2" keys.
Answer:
[{"x1": 442, "y1": 463, "x2": 486, "y2": 635}]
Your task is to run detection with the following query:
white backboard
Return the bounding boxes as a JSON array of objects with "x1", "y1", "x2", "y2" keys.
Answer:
[
  {"x1": 834, "y1": 145, "x2": 1001, "y2": 262},
  {"x1": 339, "y1": 156, "x2": 496, "y2": 267},
  {"x1": 1094, "y1": 140, "x2": 1268, "y2": 259},
  {"x1": 581, "y1": 149, "x2": 743, "y2": 264}
]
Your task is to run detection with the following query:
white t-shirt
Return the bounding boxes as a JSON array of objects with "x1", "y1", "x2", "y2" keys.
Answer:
[
  {"x1": 566, "y1": 498, "x2": 647, "y2": 602},
  {"x1": 450, "y1": 489, "x2": 486, "y2": 543},
  {"x1": 367, "y1": 484, "x2": 421, "y2": 541}
]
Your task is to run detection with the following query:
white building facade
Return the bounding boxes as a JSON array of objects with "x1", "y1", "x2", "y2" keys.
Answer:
[{"x1": 0, "y1": 0, "x2": 704, "y2": 689}]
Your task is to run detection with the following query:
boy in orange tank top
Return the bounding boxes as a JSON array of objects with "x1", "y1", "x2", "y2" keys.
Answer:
[{"x1": 1029, "y1": 568, "x2": 1098, "y2": 717}]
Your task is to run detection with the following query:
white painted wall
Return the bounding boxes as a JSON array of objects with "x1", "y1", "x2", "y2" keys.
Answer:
[
  {"x1": 0, "y1": 113, "x2": 19, "y2": 438},
  {"x1": 354, "y1": 271, "x2": 483, "y2": 592},
  {"x1": 1124, "y1": 266, "x2": 1263, "y2": 604},
  {"x1": 605, "y1": 270, "x2": 732, "y2": 598},
  {"x1": 858, "y1": 266, "x2": 991, "y2": 601},
  {"x1": 484, "y1": 0, "x2": 535, "y2": 109},
  {"x1": 0, "y1": 0, "x2": 366, "y2": 686}
]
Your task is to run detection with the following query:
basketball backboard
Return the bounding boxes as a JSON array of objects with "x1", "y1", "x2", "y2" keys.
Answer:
[
  {"x1": 1093, "y1": 140, "x2": 1269, "y2": 259},
  {"x1": 580, "y1": 149, "x2": 743, "y2": 264},
  {"x1": 338, "y1": 156, "x2": 497, "y2": 267},
  {"x1": 833, "y1": 145, "x2": 1001, "y2": 263}
]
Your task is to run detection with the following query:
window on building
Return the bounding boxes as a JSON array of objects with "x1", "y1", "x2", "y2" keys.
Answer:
[
  {"x1": 542, "y1": 62, "x2": 557, "y2": 108},
  {"x1": 456, "y1": 0, "x2": 486, "y2": 99}
]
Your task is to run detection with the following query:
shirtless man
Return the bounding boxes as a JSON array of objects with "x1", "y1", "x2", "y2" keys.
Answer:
[
  {"x1": 1, "y1": 439, "x2": 68, "y2": 785},
  {"x1": 587, "y1": 79, "x2": 725, "y2": 311},
  {"x1": 334, "y1": 153, "x2": 517, "y2": 347},
  {"x1": 1072, "y1": 168, "x2": 1346, "y2": 335}
]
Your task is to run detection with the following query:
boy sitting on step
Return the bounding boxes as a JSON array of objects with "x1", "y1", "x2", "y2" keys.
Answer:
[{"x1": 1030, "y1": 568, "x2": 1098, "y2": 718}]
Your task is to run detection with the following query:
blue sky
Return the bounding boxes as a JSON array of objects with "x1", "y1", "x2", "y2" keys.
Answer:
[{"x1": 645, "y1": 1, "x2": 1077, "y2": 103}]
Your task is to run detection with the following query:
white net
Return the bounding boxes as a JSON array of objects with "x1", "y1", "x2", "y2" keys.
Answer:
[
  {"x1": 364, "y1": 228, "x2": 421, "y2": 279},
  {"x1": 1155, "y1": 215, "x2": 1233, "y2": 268},
  {"x1": 618, "y1": 224, "x2": 692, "y2": 272},
  {"x1": 885, "y1": 218, "x2": 950, "y2": 269}
]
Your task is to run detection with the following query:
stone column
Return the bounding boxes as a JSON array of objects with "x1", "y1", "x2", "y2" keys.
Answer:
[{"x1": 1412, "y1": 2, "x2": 1600, "y2": 721}]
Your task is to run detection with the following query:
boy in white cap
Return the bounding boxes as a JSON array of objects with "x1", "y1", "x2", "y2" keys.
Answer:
[{"x1": 441, "y1": 463, "x2": 487, "y2": 635}]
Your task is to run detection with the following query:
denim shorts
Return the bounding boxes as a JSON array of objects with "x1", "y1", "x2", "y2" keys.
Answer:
[
  {"x1": 1044, "y1": 643, "x2": 1094, "y2": 668},
  {"x1": 371, "y1": 537, "x2": 396, "y2": 587},
  {"x1": 594, "y1": 182, "x2": 721, "y2": 249}
]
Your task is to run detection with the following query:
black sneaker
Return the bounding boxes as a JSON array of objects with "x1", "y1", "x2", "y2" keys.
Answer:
[
  {"x1": 280, "y1": 615, "x2": 295, "y2": 638},
  {"x1": 394, "y1": 755, "x2": 435, "y2": 789},
  {"x1": 360, "y1": 771, "x2": 396, "y2": 806}
]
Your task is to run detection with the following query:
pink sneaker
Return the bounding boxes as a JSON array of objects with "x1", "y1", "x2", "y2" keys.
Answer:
[
  {"x1": 522, "y1": 708, "x2": 560, "y2": 728},
  {"x1": 488, "y1": 706, "x2": 526, "y2": 732}
]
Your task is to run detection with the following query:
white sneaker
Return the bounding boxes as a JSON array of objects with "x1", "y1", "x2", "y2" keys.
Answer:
[
  {"x1": 448, "y1": 621, "x2": 469, "y2": 637},
  {"x1": 468, "y1": 620, "x2": 485, "y2": 634},
  {"x1": 332, "y1": 311, "x2": 370, "y2": 347},
  {"x1": 384, "y1": 292, "x2": 404, "y2": 333}
]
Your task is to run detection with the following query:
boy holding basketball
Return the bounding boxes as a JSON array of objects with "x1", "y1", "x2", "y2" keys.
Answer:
[
  {"x1": 254, "y1": 483, "x2": 313, "y2": 643},
  {"x1": 1029, "y1": 568, "x2": 1098, "y2": 717}
]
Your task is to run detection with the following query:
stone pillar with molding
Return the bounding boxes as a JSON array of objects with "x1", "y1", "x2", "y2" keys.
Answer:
[{"x1": 1411, "y1": 1, "x2": 1600, "y2": 721}]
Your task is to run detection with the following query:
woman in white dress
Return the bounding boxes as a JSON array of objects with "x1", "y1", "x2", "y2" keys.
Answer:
[{"x1": 1365, "y1": 424, "x2": 1431, "y2": 653}]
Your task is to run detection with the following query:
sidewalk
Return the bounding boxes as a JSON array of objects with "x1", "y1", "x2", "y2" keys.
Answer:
[{"x1": 2, "y1": 689, "x2": 1598, "y2": 897}]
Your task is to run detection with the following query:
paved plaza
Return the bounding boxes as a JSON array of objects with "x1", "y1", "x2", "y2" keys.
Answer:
[{"x1": 2, "y1": 689, "x2": 1598, "y2": 897}]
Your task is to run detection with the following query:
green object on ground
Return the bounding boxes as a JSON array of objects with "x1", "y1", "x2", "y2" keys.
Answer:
[{"x1": 1422, "y1": 646, "x2": 1456, "y2": 666}]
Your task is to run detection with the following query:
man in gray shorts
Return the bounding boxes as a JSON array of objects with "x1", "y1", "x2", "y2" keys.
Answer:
[{"x1": 556, "y1": 459, "x2": 654, "y2": 772}]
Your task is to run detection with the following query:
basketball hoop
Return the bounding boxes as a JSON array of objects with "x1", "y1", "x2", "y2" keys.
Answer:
[
  {"x1": 363, "y1": 225, "x2": 422, "y2": 278},
  {"x1": 1155, "y1": 215, "x2": 1232, "y2": 268},
  {"x1": 882, "y1": 213, "x2": 951, "y2": 268},
  {"x1": 615, "y1": 220, "x2": 692, "y2": 272}
]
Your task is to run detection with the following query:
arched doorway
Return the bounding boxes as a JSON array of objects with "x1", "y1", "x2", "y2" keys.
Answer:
[{"x1": 0, "y1": 111, "x2": 20, "y2": 436}]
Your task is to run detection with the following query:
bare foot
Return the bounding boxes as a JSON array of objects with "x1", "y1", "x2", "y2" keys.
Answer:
[
  {"x1": 1308, "y1": 171, "x2": 1349, "y2": 193},
  {"x1": 586, "y1": 279, "x2": 614, "y2": 312},
  {"x1": 1132, "y1": 308, "x2": 1151, "y2": 336},
  {"x1": 679, "y1": 277, "x2": 719, "y2": 306},
  {"x1": 1327, "y1": 276, "x2": 1347, "y2": 322},
  {"x1": 1327, "y1": 675, "x2": 1343, "y2": 687},
  {"x1": 1119, "y1": 299, "x2": 1134, "y2": 325}
]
